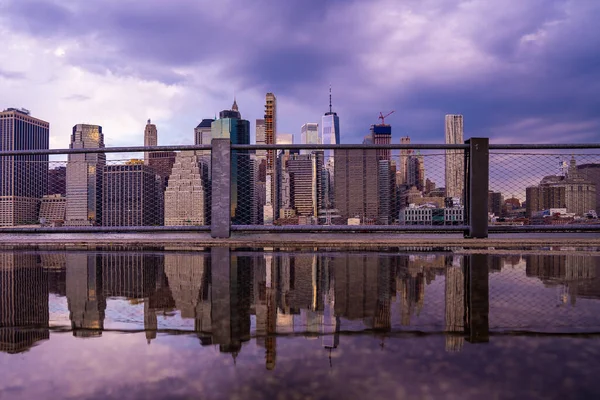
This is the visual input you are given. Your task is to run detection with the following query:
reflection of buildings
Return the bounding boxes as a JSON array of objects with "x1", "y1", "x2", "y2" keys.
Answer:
[
  {"x1": 0, "y1": 254, "x2": 49, "y2": 353},
  {"x1": 525, "y1": 255, "x2": 599, "y2": 304},
  {"x1": 66, "y1": 254, "x2": 106, "y2": 337},
  {"x1": 444, "y1": 257, "x2": 464, "y2": 352},
  {"x1": 4, "y1": 249, "x2": 479, "y2": 360}
]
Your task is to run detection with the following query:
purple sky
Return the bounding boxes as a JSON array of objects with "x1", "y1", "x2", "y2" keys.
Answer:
[{"x1": 0, "y1": 0, "x2": 599, "y2": 148}]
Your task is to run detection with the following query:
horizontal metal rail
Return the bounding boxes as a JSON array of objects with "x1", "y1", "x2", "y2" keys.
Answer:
[
  {"x1": 0, "y1": 226, "x2": 210, "y2": 233},
  {"x1": 0, "y1": 144, "x2": 212, "y2": 157},
  {"x1": 230, "y1": 144, "x2": 469, "y2": 150},
  {"x1": 2, "y1": 143, "x2": 599, "y2": 157},
  {"x1": 489, "y1": 144, "x2": 600, "y2": 150},
  {"x1": 231, "y1": 225, "x2": 469, "y2": 232},
  {"x1": 488, "y1": 225, "x2": 600, "y2": 233}
]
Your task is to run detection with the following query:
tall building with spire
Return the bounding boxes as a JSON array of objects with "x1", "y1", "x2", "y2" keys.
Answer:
[
  {"x1": 0, "y1": 108, "x2": 50, "y2": 226},
  {"x1": 144, "y1": 119, "x2": 157, "y2": 165},
  {"x1": 445, "y1": 115, "x2": 464, "y2": 200},
  {"x1": 65, "y1": 124, "x2": 106, "y2": 226},
  {"x1": 321, "y1": 87, "x2": 340, "y2": 208},
  {"x1": 321, "y1": 86, "x2": 340, "y2": 166}
]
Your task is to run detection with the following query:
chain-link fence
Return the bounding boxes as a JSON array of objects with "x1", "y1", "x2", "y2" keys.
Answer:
[
  {"x1": 232, "y1": 146, "x2": 464, "y2": 227},
  {"x1": 489, "y1": 149, "x2": 600, "y2": 226},
  {"x1": 2, "y1": 142, "x2": 600, "y2": 232},
  {"x1": 1, "y1": 149, "x2": 210, "y2": 228}
]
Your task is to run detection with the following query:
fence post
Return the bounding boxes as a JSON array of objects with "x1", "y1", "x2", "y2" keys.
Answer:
[
  {"x1": 464, "y1": 138, "x2": 489, "y2": 238},
  {"x1": 211, "y1": 138, "x2": 231, "y2": 238}
]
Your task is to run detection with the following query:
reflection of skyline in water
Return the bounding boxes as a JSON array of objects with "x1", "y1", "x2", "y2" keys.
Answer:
[{"x1": 1, "y1": 249, "x2": 600, "y2": 364}]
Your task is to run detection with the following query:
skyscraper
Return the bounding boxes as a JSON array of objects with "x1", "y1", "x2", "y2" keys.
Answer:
[
  {"x1": 48, "y1": 166, "x2": 66, "y2": 196},
  {"x1": 264, "y1": 93, "x2": 277, "y2": 171},
  {"x1": 144, "y1": 119, "x2": 157, "y2": 165},
  {"x1": 164, "y1": 151, "x2": 209, "y2": 226},
  {"x1": 194, "y1": 119, "x2": 214, "y2": 146},
  {"x1": 65, "y1": 124, "x2": 105, "y2": 226},
  {"x1": 287, "y1": 153, "x2": 320, "y2": 217},
  {"x1": 321, "y1": 87, "x2": 340, "y2": 209},
  {"x1": 255, "y1": 118, "x2": 266, "y2": 161},
  {"x1": 370, "y1": 124, "x2": 392, "y2": 161},
  {"x1": 103, "y1": 162, "x2": 163, "y2": 226},
  {"x1": 334, "y1": 149, "x2": 379, "y2": 223},
  {"x1": 445, "y1": 115, "x2": 464, "y2": 200},
  {"x1": 321, "y1": 87, "x2": 340, "y2": 164},
  {"x1": 212, "y1": 99, "x2": 254, "y2": 224},
  {"x1": 264, "y1": 93, "x2": 277, "y2": 224},
  {"x1": 301, "y1": 123, "x2": 319, "y2": 154},
  {"x1": 398, "y1": 136, "x2": 411, "y2": 186},
  {"x1": 0, "y1": 108, "x2": 49, "y2": 226}
]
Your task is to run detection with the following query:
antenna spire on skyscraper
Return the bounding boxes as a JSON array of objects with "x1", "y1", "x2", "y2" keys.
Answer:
[{"x1": 329, "y1": 84, "x2": 332, "y2": 114}]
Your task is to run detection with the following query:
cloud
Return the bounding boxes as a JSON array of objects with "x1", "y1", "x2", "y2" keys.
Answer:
[
  {"x1": 0, "y1": 0, "x2": 599, "y2": 146},
  {"x1": 0, "y1": 68, "x2": 25, "y2": 80}
]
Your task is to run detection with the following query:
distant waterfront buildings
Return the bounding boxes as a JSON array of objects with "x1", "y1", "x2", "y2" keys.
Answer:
[
  {"x1": 526, "y1": 157, "x2": 596, "y2": 217},
  {"x1": 194, "y1": 119, "x2": 214, "y2": 146},
  {"x1": 334, "y1": 148, "x2": 379, "y2": 223},
  {"x1": 264, "y1": 93, "x2": 277, "y2": 224},
  {"x1": 277, "y1": 133, "x2": 294, "y2": 145},
  {"x1": 321, "y1": 88, "x2": 340, "y2": 208},
  {"x1": 148, "y1": 151, "x2": 177, "y2": 190},
  {"x1": 39, "y1": 194, "x2": 66, "y2": 224},
  {"x1": 212, "y1": 99, "x2": 254, "y2": 224},
  {"x1": 321, "y1": 87, "x2": 340, "y2": 165},
  {"x1": 143, "y1": 119, "x2": 157, "y2": 165},
  {"x1": 103, "y1": 162, "x2": 163, "y2": 226},
  {"x1": 301, "y1": 123, "x2": 319, "y2": 155},
  {"x1": 444, "y1": 115, "x2": 464, "y2": 200},
  {"x1": 398, "y1": 136, "x2": 411, "y2": 186},
  {"x1": 577, "y1": 163, "x2": 600, "y2": 214},
  {"x1": 65, "y1": 124, "x2": 105, "y2": 226},
  {"x1": 48, "y1": 166, "x2": 67, "y2": 196},
  {"x1": 164, "y1": 151, "x2": 209, "y2": 226},
  {"x1": 370, "y1": 124, "x2": 392, "y2": 161},
  {"x1": 0, "y1": 108, "x2": 49, "y2": 226}
]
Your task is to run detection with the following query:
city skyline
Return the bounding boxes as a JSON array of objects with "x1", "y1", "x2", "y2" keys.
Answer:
[{"x1": 1, "y1": 1, "x2": 598, "y2": 150}]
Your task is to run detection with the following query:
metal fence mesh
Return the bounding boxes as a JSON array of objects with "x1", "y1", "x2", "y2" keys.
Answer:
[
  {"x1": 3, "y1": 145, "x2": 600, "y2": 229},
  {"x1": 232, "y1": 148, "x2": 462, "y2": 226},
  {"x1": 489, "y1": 150, "x2": 600, "y2": 225},
  {"x1": 1, "y1": 151, "x2": 209, "y2": 227}
]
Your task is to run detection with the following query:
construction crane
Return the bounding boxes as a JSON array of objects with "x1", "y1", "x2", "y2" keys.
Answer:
[{"x1": 378, "y1": 111, "x2": 395, "y2": 125}]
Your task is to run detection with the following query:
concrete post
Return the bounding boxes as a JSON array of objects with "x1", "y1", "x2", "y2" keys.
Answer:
[
  {"x1": 211, "y1": 139, "x2": 231, "y2": 238},
  {"x1": 464, "y1": 138, "x2": 489, "y2": 238},
  {"x1": 464, "y1": 253, "x2": 489, "y2": 343}
]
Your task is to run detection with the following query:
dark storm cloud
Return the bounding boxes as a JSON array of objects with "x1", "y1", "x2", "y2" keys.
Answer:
[
  {"x1": 1, "y1": 0, "x2": 600, "y2": 143},
  {"x1": 0, "y1": 68, "x2": 25, "y2": 80}
]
